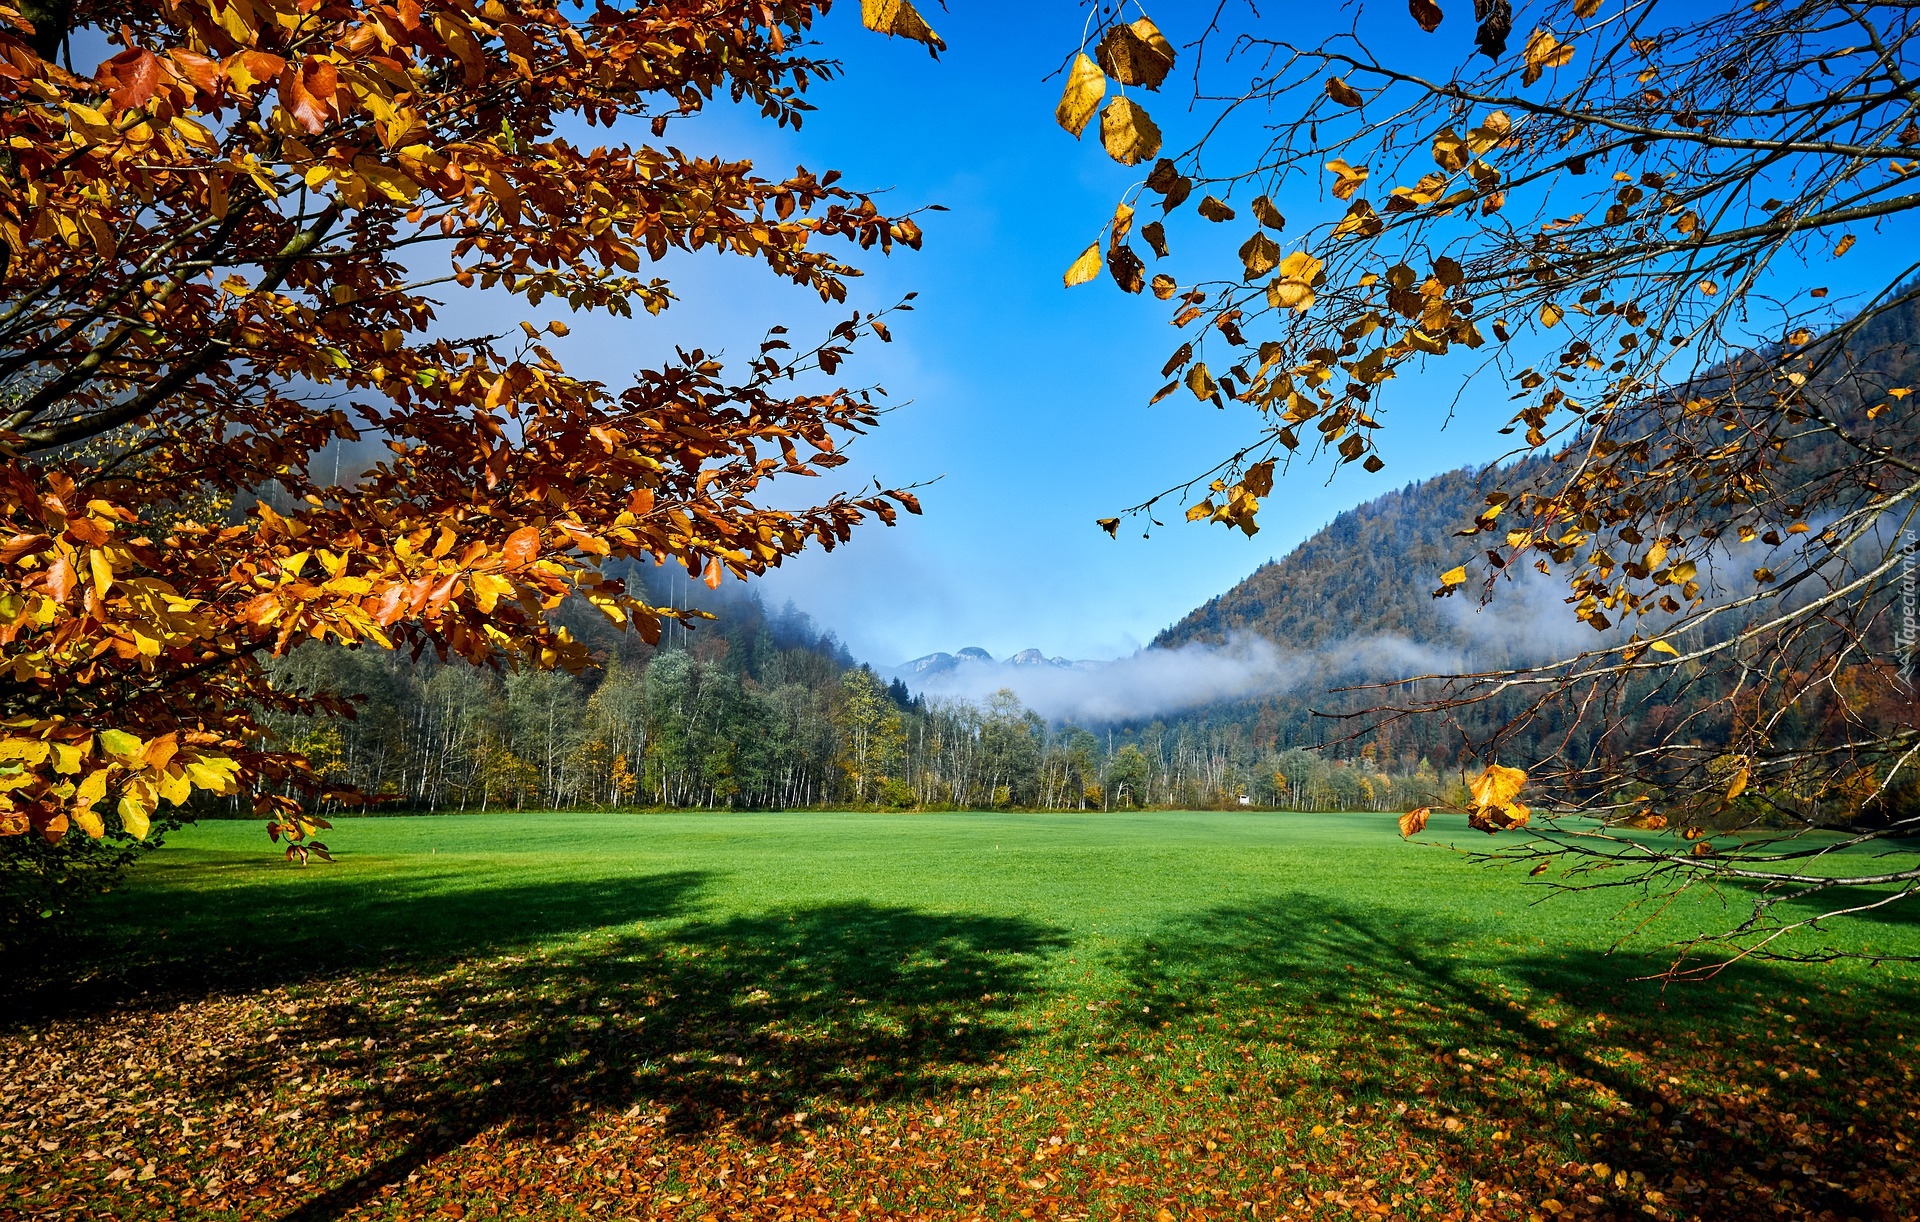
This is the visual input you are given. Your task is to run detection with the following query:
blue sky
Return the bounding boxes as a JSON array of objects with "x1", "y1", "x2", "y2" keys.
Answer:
[
  {"x1": 496, "y1": 1, "x2": 1531, "y2": 666},
  {"x1": 437, "y1": 1, "x2": 1902, "y2": 666}
]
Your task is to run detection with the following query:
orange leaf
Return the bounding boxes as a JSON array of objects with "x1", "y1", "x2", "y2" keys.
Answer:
[{"x1": 502, "y1": 527, "x2": 541, "y2": 571}]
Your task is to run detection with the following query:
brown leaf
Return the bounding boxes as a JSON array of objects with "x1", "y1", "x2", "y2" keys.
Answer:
[
  {"x1": 1410, "y1": 0, "x2": 1444, "y2": 33},
  {"x1": 1238, "y1": 232, "x2": 1281, "y2": 279},
  {"x1": 1252, "y1": 196, "x2": 1286, "y2": 230},
  {"x1": 1325, "y1": 76, "x2": 1363, "y2": 107},
  {"x1": 1197, "y1": 195, "x2": 1236, "y2": 222},
  {"x1": 1096, "y1": 19, "x2": 1175, "y2": 90},
  {"x1": 1108, "y1": 242, "x2": 1146, "y2": 293},
  {"x1": 1331, "y1": 198, "x2": 1382, "y2": 239},
  {"x1": 1474, "y1": 0, "x2": 1513, "y2": 57},
  {"x1": 1398, "y1": 806, "x2": 1431, "y2": 838},
  {"x1": 1150, "y1": 273, "x2": 1178, "y2": 299}
]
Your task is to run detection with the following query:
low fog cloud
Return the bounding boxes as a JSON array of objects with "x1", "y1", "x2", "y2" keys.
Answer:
[
  {"x1": 890, "y1": 569, "x2": 1670, "y2": 725},
  {"x1": 895, "y1": 636, "x2": 1311, "y2": 725}
]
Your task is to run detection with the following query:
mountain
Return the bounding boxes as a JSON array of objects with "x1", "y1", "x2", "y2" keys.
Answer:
[{"x1": 1154, "y1": 463, "x2": 1507, "y2": 656}]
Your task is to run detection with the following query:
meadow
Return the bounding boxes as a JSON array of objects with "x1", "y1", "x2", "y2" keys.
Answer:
[{"x1": 2, "y1": 810, "x2": 1916, "y2": 1222}]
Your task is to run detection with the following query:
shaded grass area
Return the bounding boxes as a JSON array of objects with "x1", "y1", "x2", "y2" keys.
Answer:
[{"x1": 2, "y1": 810, "x2": 1917, "y2": 1221}]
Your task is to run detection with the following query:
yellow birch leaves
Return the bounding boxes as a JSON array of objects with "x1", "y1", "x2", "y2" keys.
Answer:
[
  {"x1": 1055, "y1": 11, "x2": 1176, "y2": 166},
  {"x1": 1056, "y1": 54, "x2": 1105, "y2": 137},
  {"x1": 1522, "y1": 28, "x2": 1576, "y2": 86},
  {"x1": 1064, "y1": 243, "x2": 1103, "y2": 287},
  {"x1": 1101, "y1": 98, "x2": 1163, "y2": 166},
  {"x1": 860, "y1": 0, "x2": 945, "y2": 53}
]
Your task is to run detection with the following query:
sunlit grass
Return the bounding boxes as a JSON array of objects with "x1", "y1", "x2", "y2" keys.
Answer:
[{"x1": 6, "y1": 810, "x2": 1917, "y2": 1220}]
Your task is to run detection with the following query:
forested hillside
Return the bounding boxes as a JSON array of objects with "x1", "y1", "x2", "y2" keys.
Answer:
[
  {"x1": 1156, "y1": 463, "x2": 1510, "y2": 654},
  {"x1": 1139, "y1": 295, "x2": 1920, "y2": 815}
]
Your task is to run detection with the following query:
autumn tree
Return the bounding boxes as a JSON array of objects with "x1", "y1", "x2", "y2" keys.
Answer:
[
  {"x1": 1056, "y1": 1, "x2": 1920, "y2": 969},
  {"x1": 0, "y1": 0, "x2": 944, "y2": 925},
  {"x1": 834, "y1": 664, "x2": 903, "y2": 804}
]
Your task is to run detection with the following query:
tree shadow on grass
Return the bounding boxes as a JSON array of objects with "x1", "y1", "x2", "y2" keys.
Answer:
[
  {"x1": 1110, "y1": 894, "x2": 1920, "y2": 1220},
  {"x1": 1703, "y1": 873, "x2": 1920, "y2": 933},
  {"x1": 236, "y1": 899, "x2": 1068, "y2": 1220},
  {"x1": 0, "y1": 865, "x2": 712, "y2": 1023}
]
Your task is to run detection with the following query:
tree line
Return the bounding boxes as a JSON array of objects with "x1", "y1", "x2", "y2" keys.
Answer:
[{"x1": 258, "y1": 586, "x2": 1435, "y2": 817}]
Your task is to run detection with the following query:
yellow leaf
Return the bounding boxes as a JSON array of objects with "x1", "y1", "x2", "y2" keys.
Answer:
[
  {"x1": 1326, "y1": 76, "x2": 1363, "y2": 106},
  {"x1": 1522, "y1": 29, "x2": 1575, "y2": 86},
  {"x1": 470, "y1": 571, "x2": 516, "y2": 614},
  {"x1": 51, "y1": 742, "x2": 84, "y2": 774},
  {"x1": 1275, "y1": 251, "x2": 1322, "y2": 283},
  {"x1": 159, "y1": 768, "x2": 192, "y2": 807},
  {"x1": 1055, "y1": 53, "x2": 1106, "y2": 137},
  {"x1": 1252, "y1": 196, "x2": 1285, "y2": 230},
  {"x1": 183, "y1": 757, "x2": 240, "y2": 795},
  {"x1": 98, "y1": 729, "x2": 145, "y2": 763},
  {"x1": 1726, "y1": 766, "x2": 1749, "y2": 802},
  {"x1": 1100, "y1": 97, "x2": 1162, "y2": 167},
  {"x1": 88, "y1": 549, "x2": 113, "y2": 595},
  {"x1": 860, "y1": 0, "x2": 944, "y2": 51},
  {"x1": 1540, "y1": 302, "x2": 1564, "y2": 327},
  {"x1": 1268, "y1": 280, "x2": 1313, "y2": 311},
  {"x1": 1440, "y1": 565, "x2": 1468, "y2": 586},
  {"x1": 118, "y1": 793, "x2": 152, "y2": 839},
  {"x1": 1064, "y1": 242, "x2": 1103, "y2": 288},
  {"x1": 1325, "y1": 158, "x2": 1370, "y2": 200},
  {"x1": 1471, "y1": 764, "x2": 1528, "y2": 810},
  {"x1": 1398, "y1": 806, "x2": 1431, "y2": 838},
  {"x1": 1431, "y1": 128, "x2": 1469, "y2": 171},
  {"x1": 75, "y1": 769, "x2": 108, "y2": 808},
  {"x1": 0, "y1": 738, "x2": 49, "y2": 766},
  {"x1": 169, "y1": 114, "x2": 219, "y2": 152},
  {"x1": 71, "y1": 807, "x2": 105, "y2": 839},
  {"x1": 1648, "y1": 640, "x2": 1679, "y2": 656},
  {"x1": 1186, "y1": 361, "x2": 1216, "y2": 401},
  {"x1": 1833, "y1": 233, "x2": 1856, "y2": 257}
]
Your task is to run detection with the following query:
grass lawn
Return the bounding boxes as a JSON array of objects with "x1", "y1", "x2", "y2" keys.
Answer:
[{"x1": 2, "y1": 809, "x2": 1917, "y2": 1222}]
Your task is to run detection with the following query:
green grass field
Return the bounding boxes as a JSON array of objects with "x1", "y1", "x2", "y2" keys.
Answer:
[{"x1": 4, "y1": 810, "x2": 1918, "y2": 1221}]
